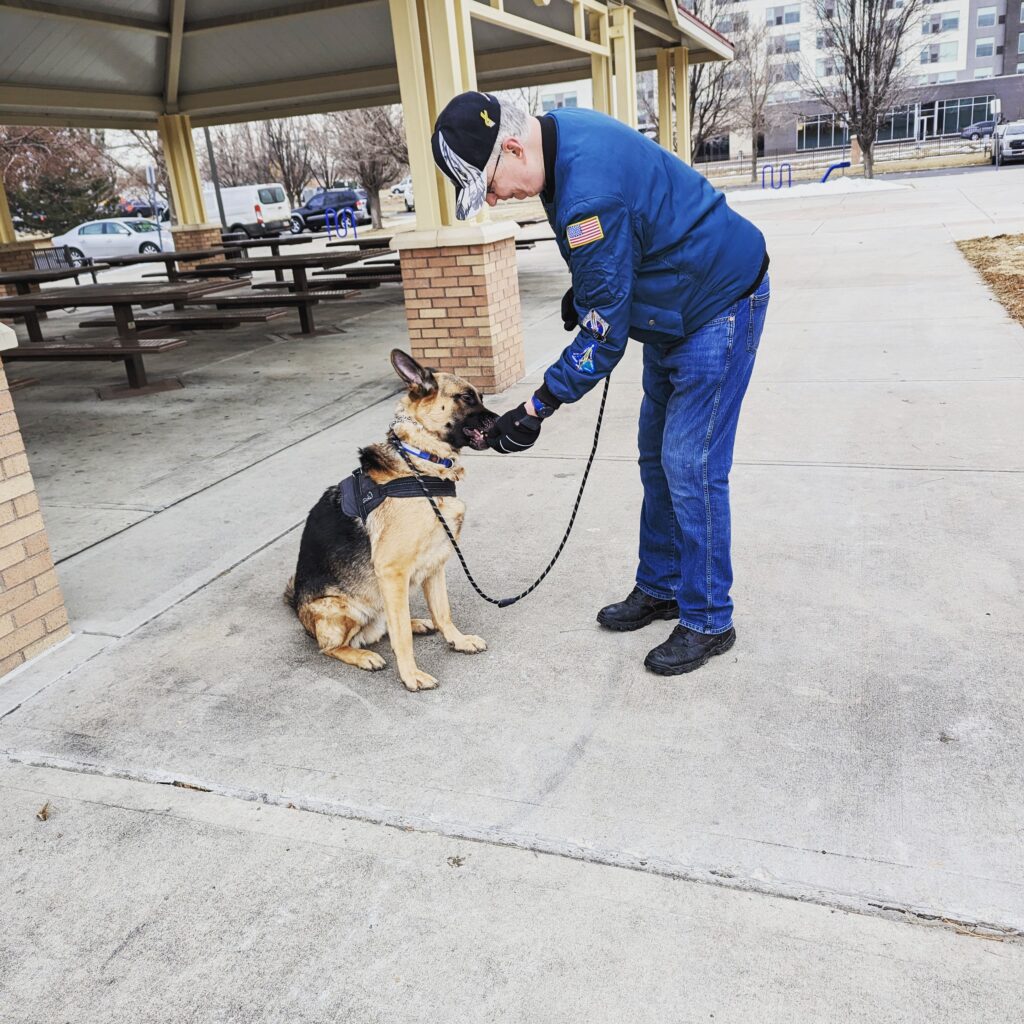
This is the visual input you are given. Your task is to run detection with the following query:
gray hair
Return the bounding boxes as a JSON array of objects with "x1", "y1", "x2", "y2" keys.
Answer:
[{"x1": 489, "y1": 102, "x2": 531, "y2": 164}]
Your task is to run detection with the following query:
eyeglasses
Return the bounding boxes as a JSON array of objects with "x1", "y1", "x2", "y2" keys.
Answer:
[{"x1": 486, "y1": 150, "x2": 503, "y2": 197}]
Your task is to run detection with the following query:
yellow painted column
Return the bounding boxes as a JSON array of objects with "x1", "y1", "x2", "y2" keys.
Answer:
[
  {"x1": 589, "y1": 11, "x2": 613, "y2": 116},
  {"x1": 420, "y1": 0, "x2": 478, "y2": 225},
  {"x1": 673, "y1": 46, "x2": 692, "y2": 164},
  {"x1": 610, "y1": 5, "x2": 637, "y2": 129},
  {"x1": 157, "y1": 114, "x2": 208, "y2": 226},
  {"x1": 0, "y1": 179, "x2": 16, "y2": 245},
  {"x1": 656, "y1": 48, "x2": 672, "y2": 151}
]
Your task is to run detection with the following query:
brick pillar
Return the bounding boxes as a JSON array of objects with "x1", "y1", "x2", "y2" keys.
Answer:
[
  {"x1": 0, "y1": 325, "x2": 70, "y2": 676},
  {"x1": 169, "y1": 224, "x2": 225, "y2": 271},
  {"x1": 0, "y1": 241, "x2": 41, "y2": 297},
  {"x1": 396, "y1": 222, "x2": 525, "y2": 394}
]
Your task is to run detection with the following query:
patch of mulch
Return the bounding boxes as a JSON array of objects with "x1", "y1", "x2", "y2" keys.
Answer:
[{"x1": 956, "y1": 233, "x2": 1024, "y2": 327}]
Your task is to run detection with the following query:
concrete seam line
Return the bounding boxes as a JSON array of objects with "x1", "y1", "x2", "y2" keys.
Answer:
[{"x1": 3, "y1": 748, "x2": 1020, "y2": 944}]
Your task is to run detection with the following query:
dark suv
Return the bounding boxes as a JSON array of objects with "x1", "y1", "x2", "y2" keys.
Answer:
[
  {"x1": 960, "y1": 120, "x2": 996, "y2": 140},
  {"x1": 290, "y1": 189, "x2": 369, "y2": 233}
]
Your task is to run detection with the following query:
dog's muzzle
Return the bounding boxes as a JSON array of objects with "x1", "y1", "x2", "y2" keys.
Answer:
[{"x1": 463, "y1": 414, "x2": 498, "y2": 450}]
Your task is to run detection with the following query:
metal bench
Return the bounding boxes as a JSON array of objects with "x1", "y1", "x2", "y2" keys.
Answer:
[
  {"x1": 31, "y1": 245, "x2": 99, "y2": 284},
  {"x1": 1, "y1": 337, "x2": 187, "y2": 399},
  {"x1": 250, "y1": 278, "x2": 384, "y2": 291}
]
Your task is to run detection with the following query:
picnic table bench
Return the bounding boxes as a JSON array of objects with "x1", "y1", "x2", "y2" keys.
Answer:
[
  {"x1": 32, "y1": 245, "x2": 100, "y2": 284},
  {"x1": 1, "y1": 338, "x2": 187, "y2": 399},
  {"x1": 0, "y1": 279, "x2": 242, "y2": 397},
  {"x1": 83, "y1": 308, "x2": 290, "y2": 330},
  {"x1": 209, "y1": 250, "x2": 390, "y2": 332}
]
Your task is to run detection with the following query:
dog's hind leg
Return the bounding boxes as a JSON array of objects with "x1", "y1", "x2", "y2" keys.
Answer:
[
  {"x1": 298, "y1": 597, "x2": 386, "y2": 672},
  {"x1": 422, "y1": 568, "x2": 487, "y2": 654}
]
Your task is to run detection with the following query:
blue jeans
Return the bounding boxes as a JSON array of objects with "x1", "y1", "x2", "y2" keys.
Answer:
[{"x1": 636, "y1": 276, "x2": 769, "y2": 634}]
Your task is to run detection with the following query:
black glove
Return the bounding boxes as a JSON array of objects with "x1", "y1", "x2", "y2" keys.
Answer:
[
  {"x1": 487, "y1": 403, "x2": 542, "y2": 454},
  {"x1": 561, "y1": 287, "x2": 576, "y2": 331}
]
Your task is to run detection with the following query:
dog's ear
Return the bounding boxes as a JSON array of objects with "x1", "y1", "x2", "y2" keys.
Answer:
[{"x1": 391, "y1": 349, "x2": 437, "y2": 397}]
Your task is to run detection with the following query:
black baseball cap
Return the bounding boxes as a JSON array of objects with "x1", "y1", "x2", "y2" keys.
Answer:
[{"x1": 431, "y1": 91, "x2": 502, "y2": 220}]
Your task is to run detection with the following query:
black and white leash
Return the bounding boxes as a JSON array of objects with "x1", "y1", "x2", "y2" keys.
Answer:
[{"x1": 390, "y1": 376, "x2": 610, "y2": 608}]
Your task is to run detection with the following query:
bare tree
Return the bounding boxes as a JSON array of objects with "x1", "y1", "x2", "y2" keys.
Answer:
[
  {"x1": 330, "y1": 105, "x2": 407, "y2": 229},
  {"x1": 262, "y1": 118, "x2": 314, "y2": 207},
  {"x1": 732, "y1": 22, "x2": 774, "y2": 182},
  {"x1": 688, "y1": 0, "x2": 744, "y2": 159},
  {"x1": 804, "y1": 0, "x2": 925, "y2": 178},
  {"x1": 199, "y1": 123, "x2": 269, "y2": 188},
  {"x1": 307, "y1": 118, "x2": 345, "y2": 190}
]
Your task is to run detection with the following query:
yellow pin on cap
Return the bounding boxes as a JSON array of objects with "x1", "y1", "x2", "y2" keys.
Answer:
[{"x1": 480, "y1": 110, "x2": 495, "y2": 128}]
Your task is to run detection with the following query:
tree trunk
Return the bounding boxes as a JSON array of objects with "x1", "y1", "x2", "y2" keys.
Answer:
[
  {"x1": 861, "y1": 137, "x2": 874, "y2": 179},
  {"x1": 369, "y1": 191, "x2": 383, "y2": 231},
  {"x1": 750, "y1": 130, "x2": 758, "y2": 183}
]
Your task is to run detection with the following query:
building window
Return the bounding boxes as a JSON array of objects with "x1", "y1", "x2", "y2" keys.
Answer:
[
  {"x1": 766, "y1": 5, "x2": 800, "y2": 26},
  {"x1": 1019, "y1": 33, "x2": 1024, "y2": 55},
  {"x1": 877, "y1": 105, "x2": 916, "y2": 142},
  {"x1": 920, "y1": 42, "x2": 958, "y2": 63},
  {"x1": 922, "y1": 13, "x2": 959, "y2": 34},
  {"x1": 977, "y1": 6, "x2": 996, "y2": 28},
  {"x1": 772, "y1": 33, "x2": 800, "y2": 53},
  {"x1": 541, "y1": 92, "x2": 577, "y2": 112},
  {"x1": 816, "y1": 57, "x2": 841, "y2": 77},
  {"x1": 974, "y1": 67, "x2": 994, "y2": 79},
  {"x1": 938, "y1": 70, "x2": 956, "y2": 83},
  {"x1": 797, "y1": 113, "x2": 849, "y2": 151},
  {"x1": 976, "y1": 39, "x2": 994, "y2": 59}
]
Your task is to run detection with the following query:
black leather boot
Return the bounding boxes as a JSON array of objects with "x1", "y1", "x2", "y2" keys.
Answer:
[
  {"x1": 596, "y1": 586, "x2": 679, "y2": 632},
  {"x1": 644, "y1": 624, "x2": 736, "y2": 675}
]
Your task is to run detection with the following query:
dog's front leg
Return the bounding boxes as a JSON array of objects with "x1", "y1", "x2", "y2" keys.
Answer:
[
  {"x1": 378, "y1": 570, "x2": 438, "y2": 691},
  {"x1": 423, "y1": 568, "x2": 487, "y2": 654}
]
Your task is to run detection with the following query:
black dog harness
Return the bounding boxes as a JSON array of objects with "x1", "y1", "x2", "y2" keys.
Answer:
[{"x1": 337, "y1": 468, "x2": 457, "y2": 523}]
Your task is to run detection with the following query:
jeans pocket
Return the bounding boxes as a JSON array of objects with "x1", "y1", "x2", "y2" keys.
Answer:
[{"x1": 746, "y1": 285, "x2": 770, "y2": 354}]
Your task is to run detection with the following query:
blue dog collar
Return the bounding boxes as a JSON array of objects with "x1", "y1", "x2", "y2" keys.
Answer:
[{"x1": 397, "y1": 440, "x2": 453, "y2": 469}]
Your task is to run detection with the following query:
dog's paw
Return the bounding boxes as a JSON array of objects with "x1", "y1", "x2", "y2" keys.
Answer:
[
  {"x1": 449, "y1": 633, "x2": 487, "y2": 654},
  {"x1": 402, "y1": 669, "x2": 439, "y2": 692},
  {"x1": 411, "y1": 618, "x2": 436, "y2": 635},
  {"x1": 352, "y1": 649, "x2": 387, "y2": 672}
]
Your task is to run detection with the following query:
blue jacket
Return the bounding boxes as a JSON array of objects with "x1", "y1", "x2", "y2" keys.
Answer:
[{"x1": 540, "y1": 107, "x2": 766, "y2": 404}]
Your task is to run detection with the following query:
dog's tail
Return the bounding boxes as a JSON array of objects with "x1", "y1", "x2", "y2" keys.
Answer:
[{"x1": 283, "y1": 575, "x2": 296, "y2": 608}]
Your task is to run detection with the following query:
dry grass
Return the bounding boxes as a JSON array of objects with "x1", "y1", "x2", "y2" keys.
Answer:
[{"x1": 956, "y1": 233, "x2": 1024, "y2": 326}]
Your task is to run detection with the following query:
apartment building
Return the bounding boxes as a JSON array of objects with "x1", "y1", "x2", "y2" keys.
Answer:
[{"x1": 714, "y1": 0, "x2": 1024, "y2": 156}]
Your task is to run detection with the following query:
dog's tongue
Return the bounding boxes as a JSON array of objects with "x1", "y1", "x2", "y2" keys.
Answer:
[{"x1": 463, "y1": 427, "x2": 486, "y2": 449}]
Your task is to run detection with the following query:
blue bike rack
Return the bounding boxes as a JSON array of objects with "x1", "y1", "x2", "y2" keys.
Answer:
[
  {"x1": 324, "y1": 207, "x2": 359, "y2": 240},
  {"x1": 760, "y1": 162, "x2": 793, "y2": 190},
  {"x1": 821, "y1": 160, "x2": 851, "y2": 183}
]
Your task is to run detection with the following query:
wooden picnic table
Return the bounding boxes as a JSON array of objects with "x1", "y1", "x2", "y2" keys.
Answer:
[
  {"x1": 0, "y1": 279, "x2": 235, "y2": 397},
  {"x1": 325, "y1": 235, "x2": 394, "y2": 250},
  {"x1": 99, "y1": 247, "x2": 230, "y2": 282},
  {"x1": 0, "y1": 264, "x2": 112, "y2": 294},
  {"x1": 219, "y1": 232, "x2": 330, "y2": 281},
  {"x1": 209, "y1": 250, "x2": 390, "y2": 333}
]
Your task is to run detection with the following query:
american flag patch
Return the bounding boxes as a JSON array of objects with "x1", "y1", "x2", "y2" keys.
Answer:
[{"x1": 566, "y1": 215, "x2": 604, "y2": 249}]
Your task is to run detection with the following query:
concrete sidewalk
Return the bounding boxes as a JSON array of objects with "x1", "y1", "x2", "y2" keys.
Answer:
[{"x1": 2, "y1": 169, "x2": 1024, "y2": 1020}]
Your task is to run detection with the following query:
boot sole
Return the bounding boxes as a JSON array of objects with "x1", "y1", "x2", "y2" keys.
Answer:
[
  {"x1": 596, "y1": 606, "x2": 679, "y2": 632},
  {"x1": 644, "y1": 630, "x2": 736, "y2": 675}
]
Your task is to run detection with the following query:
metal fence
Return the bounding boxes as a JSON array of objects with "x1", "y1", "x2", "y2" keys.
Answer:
[{"x1": 694, "y1": 133, "x2": 987, "y2": 180}]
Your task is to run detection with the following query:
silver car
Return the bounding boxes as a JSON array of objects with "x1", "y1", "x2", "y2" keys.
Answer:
[{"x1": 50, "y1": 218, "x2": 174, "y2": 263}]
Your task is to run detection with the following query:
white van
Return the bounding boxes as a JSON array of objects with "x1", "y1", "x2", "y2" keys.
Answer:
[{"x1": 201, "y1": 182, "x2": 291, "y2": 237}]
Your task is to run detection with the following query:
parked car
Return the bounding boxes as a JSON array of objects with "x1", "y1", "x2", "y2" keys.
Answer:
[
  {"x1": 402, "y1": 181, "x2": 414, "y2": 213},
  {"x1": 991, "y1": 121, "x2": 1024, "y2": 164},
  {"x1": 289, "y1": 188, "x2": 369, "y2": 233},
  {"x1": 960, "y1": 120, "x2": 997, "y2": 141},
  {"x1": 391, "y1": 176, "x2": 412, "y2": 196},
  {"x1": 201, "y1": 182, "x2": 291, "y2": 237},
  {"x1": 50, "y1": 218, "x2": 173, "y2": 263}
]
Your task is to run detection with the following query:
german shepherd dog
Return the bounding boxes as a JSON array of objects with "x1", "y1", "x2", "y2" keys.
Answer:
[{"x1": 285, "y1": 350, "x2": 498, "y2": 691}]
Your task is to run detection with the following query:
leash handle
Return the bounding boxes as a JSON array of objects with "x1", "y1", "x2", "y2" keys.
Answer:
[{"x1": 390, "y1": 376, "x2": 610, "y2": 608}]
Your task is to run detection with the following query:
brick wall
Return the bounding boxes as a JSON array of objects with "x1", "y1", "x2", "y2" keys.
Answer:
[
  {"x1": 0, "y1": 241, "x2": 40, "y2": 297},
  {"x1": 169, "y1": 225, "x2": 225, "y2": 271},
  {"x1": 400, "y1": 235, "x2": 525, "y2": 393},
  {"x1": 0, "y1": 357, "x2": 70, "y2": 675}
]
